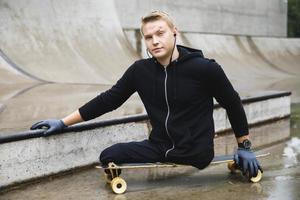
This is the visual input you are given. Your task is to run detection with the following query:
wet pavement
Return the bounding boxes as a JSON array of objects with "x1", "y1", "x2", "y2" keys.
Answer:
[{"x1": 1, "y1": 103, "x2": 299, "y2": 200}]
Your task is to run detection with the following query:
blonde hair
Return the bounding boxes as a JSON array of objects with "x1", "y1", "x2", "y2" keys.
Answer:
[{"x1": 140, "y1": 11, "x2": 176, "y2": 35}]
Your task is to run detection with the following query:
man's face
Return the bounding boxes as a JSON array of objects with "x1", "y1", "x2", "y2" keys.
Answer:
[{"x1": 142, "y1": 20, "x2": 176, "y2": 61}]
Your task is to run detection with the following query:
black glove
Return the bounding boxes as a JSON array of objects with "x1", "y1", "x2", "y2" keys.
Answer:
[
  {"x1": 234, "y1": 148, "x2": 263, "y2": 178},
  {"x1": 30, "y1": 119, "x2": 67, "y2": 136}
]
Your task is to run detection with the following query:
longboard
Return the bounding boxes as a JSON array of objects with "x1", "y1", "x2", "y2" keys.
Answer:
[{"x1": 96, "y1": 152, "x2": 269, "y2": 194}]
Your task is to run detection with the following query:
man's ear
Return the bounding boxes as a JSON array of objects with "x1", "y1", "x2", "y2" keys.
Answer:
[{"x1": 173, "y1": 27, "x2": 178, "y2": 37}]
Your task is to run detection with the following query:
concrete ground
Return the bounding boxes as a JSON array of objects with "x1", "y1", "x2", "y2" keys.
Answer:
[{"x1": 1, "y1": 103, "x2": 299, "y2": 200}]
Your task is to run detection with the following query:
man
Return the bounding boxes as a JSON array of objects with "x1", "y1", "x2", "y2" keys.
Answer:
[{"x1": 31, "y1": 11, "x2": 262, "y2": 178}]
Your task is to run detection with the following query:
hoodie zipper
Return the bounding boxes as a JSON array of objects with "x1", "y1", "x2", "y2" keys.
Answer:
[{"x1": 164, "y1": 67, "x2": 175, "y2": 158}]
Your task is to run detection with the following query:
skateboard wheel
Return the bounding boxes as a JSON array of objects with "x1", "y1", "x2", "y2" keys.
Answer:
[
  {"x1": 227, "y1": 161, "x2": 237, "y2": 173},
  {"x1": 250, "y1": 170, "x2": 263, "y2": 183},
  {"x1": 111, "y1": 177, "x2": 127, "y2": 194}
]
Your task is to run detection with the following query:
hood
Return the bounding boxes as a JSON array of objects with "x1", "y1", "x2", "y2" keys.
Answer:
[{"x1": 176, "y1": 45, "x2": 204, "y2": 62}]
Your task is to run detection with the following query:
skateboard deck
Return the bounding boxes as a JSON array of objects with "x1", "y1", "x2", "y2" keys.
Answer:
[{"x1": 96, "y1": 152, "x2": 269, "y2": 194}]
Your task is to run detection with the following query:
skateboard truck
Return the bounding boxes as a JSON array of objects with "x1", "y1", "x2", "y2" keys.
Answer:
[{"x1": 103, "y1": 163, "x2": 127, "y2": 194}]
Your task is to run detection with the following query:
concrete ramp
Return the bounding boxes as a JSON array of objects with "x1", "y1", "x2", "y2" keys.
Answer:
[
  {"x1": 0, "y1": 51, "x2": 33, "y2": 85},
  {"x1": 0, "y1": 50, "x2": 36, "y2": 113},
  {"x1": 182, "y1": 34, "x2": 294, "y2": 79},
  {"x1": 251, "y1": 37, "x2": 300, "y2": 76},
  {"x1": 0, "y1": 83, "x2": 144, "y2": 134},
  {"x1": 0, "y1": 0, "x2": 139, "y2": 84},
  {"x1": 181, "y1": 33, "x2": 300, "y2": 92}
]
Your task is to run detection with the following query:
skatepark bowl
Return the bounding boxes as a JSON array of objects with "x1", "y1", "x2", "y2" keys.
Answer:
[{"x1": 1, "y1": 0, "x2": 300, "y2": 199}]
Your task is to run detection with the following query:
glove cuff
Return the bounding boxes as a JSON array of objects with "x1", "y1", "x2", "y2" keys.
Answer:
[
  {"x1": 237, "y1": 147, "x2": 252, "y2": 151},
  {"x1": 59, "y1": 120, "x2": 67, "y2": 128}
]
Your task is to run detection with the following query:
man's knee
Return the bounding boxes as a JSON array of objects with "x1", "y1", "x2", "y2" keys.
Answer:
[
  {"x1": 99, "y1": 149, "x2": 107, "y2": 166},
  {"x1": 99, "y1": 143, "x2": 124, "y2": 166},
  {"x1": 99, "y1": 147, "x2": 113, "y2": 166},
  {"x1": 193, "y1": 152, "x2": 214, "y2": 169}
]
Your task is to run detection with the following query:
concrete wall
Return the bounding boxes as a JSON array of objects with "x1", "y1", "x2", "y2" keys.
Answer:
[
  {"x1": 115, "y1": 0, "x2": 287, "y2": 37},
  {"x1": 0, "y1": 122, "x2": 149, "y2": 189},
  {"x1": 214, "y1": 93, "x2": 291, "y2": 132}
]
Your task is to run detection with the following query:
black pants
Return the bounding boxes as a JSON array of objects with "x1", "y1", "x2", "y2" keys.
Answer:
[{"x1": 99, "y1": 139, "x2": 213, "y2": 169}]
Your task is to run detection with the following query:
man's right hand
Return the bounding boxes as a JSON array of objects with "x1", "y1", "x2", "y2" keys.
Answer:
[
  {"x1": 234, "y1": 148, "x2": 263, "y2": 178},
  {"x1": 30, "y1": 119, "x2": 67, "y2": 136}
]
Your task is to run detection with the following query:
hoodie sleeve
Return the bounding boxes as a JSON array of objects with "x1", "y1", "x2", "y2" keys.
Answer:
[
  {"x1": 78, "y1": 63, "x2": 136, "y2": 121},
  {"x1": 206, "y1": 59, "x2": 249, "y2": 137}
]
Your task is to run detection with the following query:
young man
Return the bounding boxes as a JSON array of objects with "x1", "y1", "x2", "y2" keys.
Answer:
[{"x1": 31, "y1": 11, "x2": 262, "y2": 178}]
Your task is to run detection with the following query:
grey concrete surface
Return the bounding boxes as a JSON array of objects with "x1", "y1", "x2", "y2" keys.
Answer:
[
  {"x1": 0, "y1": 1, "x2": 299, "y2": 197},
  {"x1": 0, "y1": 83, "x2": 143, "y2": 134},
  {"x1": 0, "y1": 0, "x2": 292, "y2": 86},
  {"x1": 0, "y1": 50, "x2": 36, "y2": 106},
  {"x1": 251, "y1": 37, "x2": 300, "y2": 76},
  {"x1": 115, "y1": 0, "x2": 287, "y2": 37},
  {"x1": 0, "y1": 0, "x2": 139, "y2": 84},
  {"x1": 0, "y1": 82, "x2": 290, "y2": 134},
  {"x1": 181, "y1": 33, "x2": 300, "y2": 101},
  {"x1": 182, "y1": 34, "x2": 291, "y2": 79},
  {"x1": 0, "y1": 122, "x2": 148, "y2": 189},
  {"x1": 213, "y1": 93, "x2": 291, "y2": 132},
  {"x1": 0, "y1": 113, "x2": 298, "y2": 199},
  {"x1": 183, "y1": 34, "x2": 300, "y2": 83},
  {"x1": 0, "y1": 93, "x2": 291, "y2": 188},
  {"x1": 0, "y1": 51, "x2": 33, "y2": 85},
  {"x1": 2, "y1": 31, "x2": 299, "y2": 133},
  {"x1": 127, "y1": 30, "x2": 300, "y2": 100},
  {"x1": 0, "y1": 91, "x2": 290, "y2": 187},
  {"x1": 0, "y1": 0, "x2": 299, "y2": 135}
]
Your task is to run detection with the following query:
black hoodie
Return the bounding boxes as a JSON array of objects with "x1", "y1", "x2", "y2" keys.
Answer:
[{"x1": 79, "y1": 45, "x2": 248, "y2": 161}]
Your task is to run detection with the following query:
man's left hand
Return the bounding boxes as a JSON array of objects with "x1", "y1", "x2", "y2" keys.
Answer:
[{"x1": 234, "y1": 148, "x2": 263, "y2": 178}]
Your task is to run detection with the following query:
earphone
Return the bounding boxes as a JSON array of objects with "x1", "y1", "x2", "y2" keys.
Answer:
[{"x1": 146, "y1": 48, "x2": 152, "y2": 58}]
